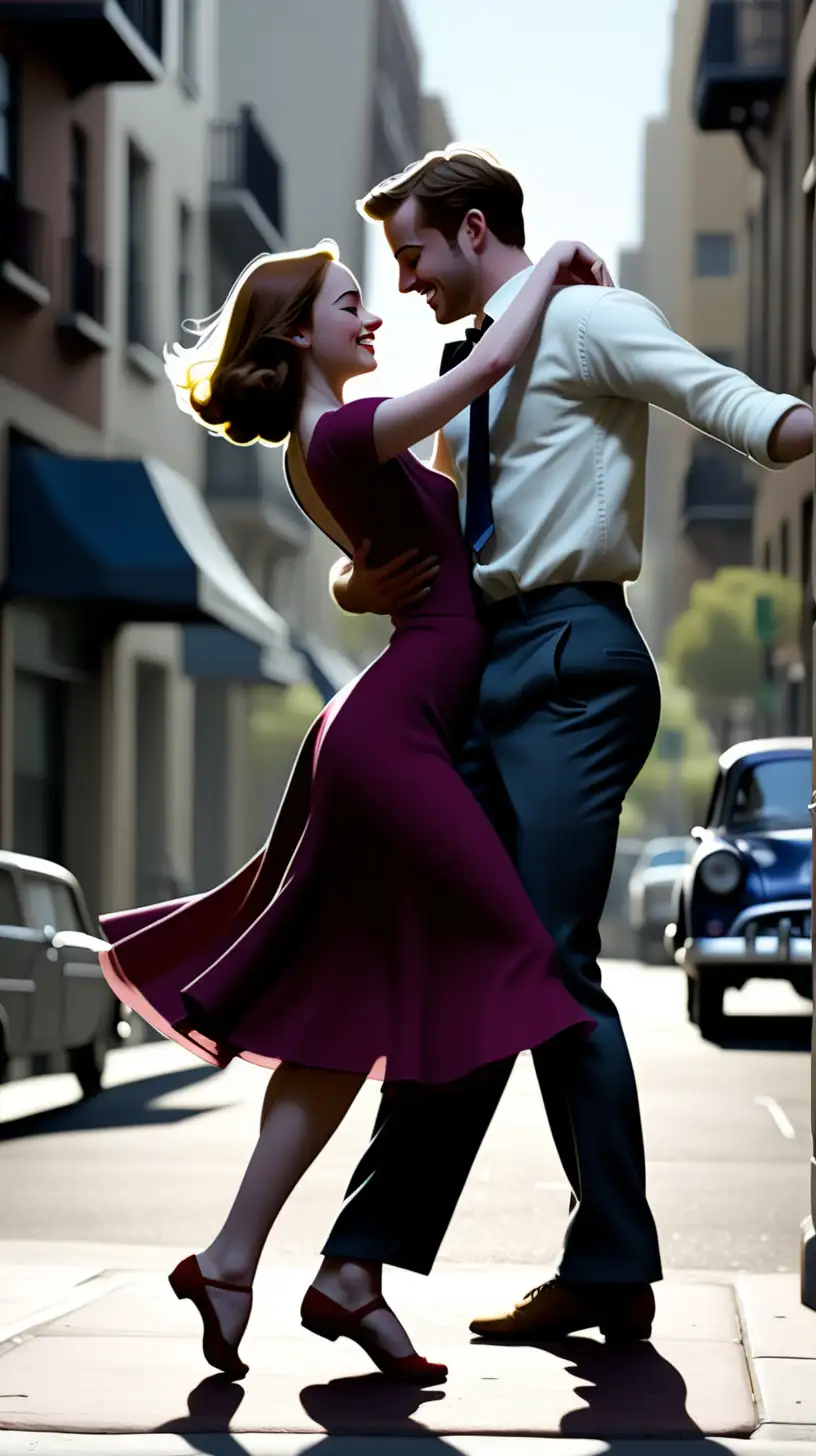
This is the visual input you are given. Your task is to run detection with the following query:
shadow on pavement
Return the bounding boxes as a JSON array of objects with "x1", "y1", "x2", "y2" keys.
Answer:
[
  {"x1": 151, "y1": 1372, "x2": 453, "y2": 1450},
  {"x1": 472, "y1": 1333, "x2": 701, "y2": 1437},
  {"x1": 711, "y1": 1011, "x2": 812, "y2": 1053},
  {"x1": 0, "y1": 1063, "x2": 222, "y2": 1141}
]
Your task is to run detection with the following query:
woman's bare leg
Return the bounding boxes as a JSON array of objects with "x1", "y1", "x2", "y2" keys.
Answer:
[
  {"x1": 196, "y1": 1063, "x2": 362, "y2": 1345},
  {"x1": 195, "y1": 1063, "x2": 419, "y2": 1357}
]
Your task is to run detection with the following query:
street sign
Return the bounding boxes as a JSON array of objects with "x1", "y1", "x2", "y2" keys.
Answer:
[
  {"x1": 658, "y1": 727, "x2": 685, "y2": 762},
  {"x1": 755, "y1": 594, "x2": 776, "y2": 645}
]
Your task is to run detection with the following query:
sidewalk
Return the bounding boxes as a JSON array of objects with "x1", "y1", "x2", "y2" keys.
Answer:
[{"x1": 0, "y1": 1242, "x2": 815, "y2": 1453}]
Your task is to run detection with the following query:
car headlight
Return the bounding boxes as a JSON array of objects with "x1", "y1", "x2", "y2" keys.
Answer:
[{"x1": 698, "y1": 849, "x2": 743, "y2": 896}]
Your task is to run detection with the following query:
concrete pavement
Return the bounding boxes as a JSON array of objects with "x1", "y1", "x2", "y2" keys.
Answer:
[{"x1": 1, "y1": 1242, "x2": 816, "y2": 1449}]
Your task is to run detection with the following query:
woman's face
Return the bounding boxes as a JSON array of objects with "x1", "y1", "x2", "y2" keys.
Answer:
[{"x1": 306, "y1": 261, "x2": 382, "y2": 383}]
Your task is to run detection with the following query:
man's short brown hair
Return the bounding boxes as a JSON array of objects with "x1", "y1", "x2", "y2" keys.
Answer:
[{"x1": 358, "y1": 146, "x2": 525, "y2": 249}]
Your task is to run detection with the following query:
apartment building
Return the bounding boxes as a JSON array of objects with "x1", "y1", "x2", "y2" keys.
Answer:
[
  {"x1": 0, "y1": 0, "x2": 299, "y2": 919},
  {"x1": 215, "y1": 0, "x2": 427, "y2": 666},
  {"x1": 695, "y1": 0, "x2": 814, "y2": 734},
  {"x1": 621, "y1": 0, "x2": 758, "y2": 658}
]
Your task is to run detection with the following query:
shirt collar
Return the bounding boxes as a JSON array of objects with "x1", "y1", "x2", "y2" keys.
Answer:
[{"x1": 481, "y1": 265, "x2": 534, "y2": 323}]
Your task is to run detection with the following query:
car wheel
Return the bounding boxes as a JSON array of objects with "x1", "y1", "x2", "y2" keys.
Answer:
[
  {"x1": 68, "y1": 1038, "x2": 106, "y2": 1099},
  {"x1": 693, "y1": 977, "x2": 725, "y2": 1042},
  {"x1": 0, "y1": 1025, "x2": 7, "y2": 1085}
]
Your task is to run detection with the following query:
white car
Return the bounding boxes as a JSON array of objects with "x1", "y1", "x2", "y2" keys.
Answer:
[
  {"x1": 0, "y1": 850, "x2": 120, "y2": 1097},
  {"x1": 628, "y1": 837, "x2": 695, "y2": 963}
]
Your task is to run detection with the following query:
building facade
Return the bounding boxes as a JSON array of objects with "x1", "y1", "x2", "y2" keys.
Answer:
[
  {"x1": 695, "y1": 0, "x2": 814, "y2": 734},
  {"x1": 0, "y1": 0, "x2": 299, "y2": 923},
  {"x1": 622, "y1": 0, "x2": 758, "y2": 659}
]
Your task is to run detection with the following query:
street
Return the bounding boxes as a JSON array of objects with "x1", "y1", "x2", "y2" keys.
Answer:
[{"x1": 0, "y1": 958, "x2": 811, "y2": 1277}]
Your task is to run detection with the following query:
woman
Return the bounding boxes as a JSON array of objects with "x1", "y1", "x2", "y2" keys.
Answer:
[{"x1": 98, "y1": 237, "x2": 608, "y2": 1387}]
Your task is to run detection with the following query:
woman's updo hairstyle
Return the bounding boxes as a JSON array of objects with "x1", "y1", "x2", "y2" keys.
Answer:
[{"x1": 164, "y1": 241, "x2": 338, "y2": 447}]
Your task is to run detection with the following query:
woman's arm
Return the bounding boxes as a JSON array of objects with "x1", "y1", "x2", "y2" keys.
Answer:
[{"x1": 371, "y1": 241, "x2": 609, "y2": 464}]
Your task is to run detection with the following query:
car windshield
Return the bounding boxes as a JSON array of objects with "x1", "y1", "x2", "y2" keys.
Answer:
[{"x1": 728, "y1": 756, "x2": 812, "y2": 832}]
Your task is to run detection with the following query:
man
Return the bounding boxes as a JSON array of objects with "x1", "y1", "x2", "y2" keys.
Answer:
[{"x1": 308, "y1": 147, "x2": 813, "y2": 1343}]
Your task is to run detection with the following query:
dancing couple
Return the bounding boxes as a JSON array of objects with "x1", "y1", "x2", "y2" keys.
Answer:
[{"x1": 99, "y1": 147, "x2": 812, "y2": 1385}]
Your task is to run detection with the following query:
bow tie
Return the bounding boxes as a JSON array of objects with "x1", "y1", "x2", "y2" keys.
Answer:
[
  {"x1": 439, "y1": 315, "x2": 495, "y2": 554},
  {"x1": 439, "y1": 315, "x2": 494, "y2": 376}
]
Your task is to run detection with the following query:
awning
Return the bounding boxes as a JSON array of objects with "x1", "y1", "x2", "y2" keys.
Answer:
[
  {"x1": 294, "y1": 631, "x2": 359, "y2": 702},
  {"x1": 182, "y1": 624, "x2": 300, "y2": 685},
  {"x1": 5, "y1": 444, "x2": 302, "y2": 683}
]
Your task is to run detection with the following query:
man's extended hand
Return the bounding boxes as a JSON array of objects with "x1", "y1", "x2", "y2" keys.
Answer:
[{"x1": 332, "y1": 540, "x2": 439, "y2": 616}]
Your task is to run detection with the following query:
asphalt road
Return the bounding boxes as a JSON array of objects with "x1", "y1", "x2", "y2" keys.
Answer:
[{"x1": 0, "y1": 960, "x2": 811, "y2": 1276}]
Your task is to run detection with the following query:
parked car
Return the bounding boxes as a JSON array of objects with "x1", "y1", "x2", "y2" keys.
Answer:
[
  {"x1": 628, "y1": 837, "x2": 695, "y2": 962},
  {"x1": 600, "y1": 836, "x2": 646, "y2": 958},
  {"x1": 0, "y1": 850, "x2": 121, "y2": 1097},
  {"x1": 664, "y1": 738, "x2": 813, "y2": 1039}
]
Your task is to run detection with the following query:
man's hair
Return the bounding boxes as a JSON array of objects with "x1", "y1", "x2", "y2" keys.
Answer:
[{"x1": 358, "y1": 146, "x2": 525, "y2": 249}]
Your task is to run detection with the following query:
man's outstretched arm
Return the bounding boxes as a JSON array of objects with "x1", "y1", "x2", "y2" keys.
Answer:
[
  {"x1": 577, "y1": 289, "x2": 813, "y2": 468},
  {"x1": 329, "y1": 539, "x2": 439, "y2": 616}
]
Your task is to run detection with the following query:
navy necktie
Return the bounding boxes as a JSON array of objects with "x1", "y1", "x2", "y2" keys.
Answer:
[{"x1": 439, "y1": 315, "x2": 494, "y2": 554}]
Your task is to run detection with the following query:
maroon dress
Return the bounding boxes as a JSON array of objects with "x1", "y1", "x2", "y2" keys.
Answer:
[{"x1": 98, "y1": 397, "x2": 594, "y2": 1083}]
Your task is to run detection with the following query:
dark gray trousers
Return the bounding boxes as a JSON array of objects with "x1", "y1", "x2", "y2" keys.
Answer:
[{"x1": 322, "y1": 583, "x2": 664, "y2": 1285}]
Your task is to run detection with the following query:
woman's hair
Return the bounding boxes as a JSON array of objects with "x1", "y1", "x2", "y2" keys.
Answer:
[
  {"x1": 164, "y1": 241, "x2": 338, "y2": 447},
  {"x1": 358, "y1": 146, "x2": 525, "y2": 250}
]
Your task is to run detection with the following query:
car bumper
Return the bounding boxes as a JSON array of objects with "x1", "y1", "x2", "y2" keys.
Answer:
[{"x1": 677, "y1": 934, "x2": 812, "y2": 969}]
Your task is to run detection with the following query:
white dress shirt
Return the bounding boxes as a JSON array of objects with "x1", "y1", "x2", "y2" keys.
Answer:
[{"x1": 440, "y1": 270, "x2": 804, "y2": 602}]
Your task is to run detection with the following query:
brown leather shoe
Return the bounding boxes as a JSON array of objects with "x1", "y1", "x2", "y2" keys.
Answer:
[{"x1": 469, "y1": 1277, "x2": 655, "y2": 1342}]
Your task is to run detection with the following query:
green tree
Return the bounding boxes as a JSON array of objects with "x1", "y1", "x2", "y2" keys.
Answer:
[
  {"x1": 622, "y1": 661, "x2": 718, "y2": 837},
  {"x1": 665, "y1": 566, "x2": 801, "y2": 707}
]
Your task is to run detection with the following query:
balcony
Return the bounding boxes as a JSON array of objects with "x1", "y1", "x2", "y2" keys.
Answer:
[
  {"x1": 56, "y1": 237, "x2": 110, "y2": 353},
  {"x1": 206, "y1": 433, "x2": 310, "y2": 557},
  {"x1": 681, "y1": 443, "x2": 756, "y2": 566},
  {"x1": 209, "y1": 108, "x2": 285, "y2": 270},
  {"x1": 0, "y1": 186, "x2": 50, "y2": 308},
  {"x1": 0, "y1": 0, "x2": 164, "y2": 94},
  {"x1": 695, "y1": 0, "x2": 787, "y2": 133}
]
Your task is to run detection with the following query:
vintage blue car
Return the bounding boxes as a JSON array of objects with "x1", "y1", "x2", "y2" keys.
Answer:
[{"x1": 664, "y1": 738, "x2": 813, "y2": 1039}]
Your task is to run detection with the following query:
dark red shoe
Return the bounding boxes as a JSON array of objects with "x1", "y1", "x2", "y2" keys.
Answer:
[
  {"x1": 169, "y1": 1254, "x2": 252, "y2": 1380},
  {"x1": 300, "y1": 1285, "x2": 447, "y2": 1385}
]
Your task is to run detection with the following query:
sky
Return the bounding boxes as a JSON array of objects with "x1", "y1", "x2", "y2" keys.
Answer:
[{"x1": 351, "y1": 0, "x2": 678, "y2": 404}]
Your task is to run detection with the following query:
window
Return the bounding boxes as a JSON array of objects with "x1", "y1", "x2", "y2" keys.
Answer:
[
  {"x1": 177, "y1": 200, "x2": 193, "y2": 325},
  {"x1": 0, "y1": 53, "x2": 16, "y2": 187},
  {"x1": 69, "y1": 125, "x2": 88, "y2": 250},
  {"x1": 179, "y1": 0, "x2": 198, "y2": 89},
  {"x1": 13, "y1": 672, "x2": 66, "y2": 864},
  {"x1": 780, "y1": 518, "x2": 790, "y2": 576},
  {"x1": 728, "y1": 756, "x2": 812, "y2": 831},
  {"x1": 20, "y1": 875, "x2": 82, "y2": 933},
  {"x1": 0, "y1": 869, "x2": 22, "y2": 927},
  {"x1": 126, "y1": 141, "x2": 151, "y2": 347},
  {"x1": 694, "y1": 232, "x2": 737, "y2": 278}
]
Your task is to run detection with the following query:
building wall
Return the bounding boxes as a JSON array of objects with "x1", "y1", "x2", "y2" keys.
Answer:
[
  {"x1": 100, "y1": 0, "x2": 219, "y2": 910},
  {"x1": 747, "y1": 0, "x2": 816, "y2": 731},
  {"x1": 0, "y1": 33, "x2": 106, "y2": 431}
]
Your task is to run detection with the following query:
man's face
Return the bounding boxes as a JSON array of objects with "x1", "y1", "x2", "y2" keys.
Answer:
[{"x1": 383, "y1": 198, "x2": 479, "y2": 325}]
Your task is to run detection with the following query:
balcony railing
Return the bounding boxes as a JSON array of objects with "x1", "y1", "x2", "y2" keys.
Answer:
[
  {"x1": 0, "y1": 0, "x2": 164, "y2": 92},
  {"x1": 695, "y1": 0, "x2": 788, "y2": 132},
  {"x1": 0, "y1": 186, "x2": 50, "y2": 297},
  {"x1": 210, "y1": 108, "x2": 285, "y2": 263}
]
